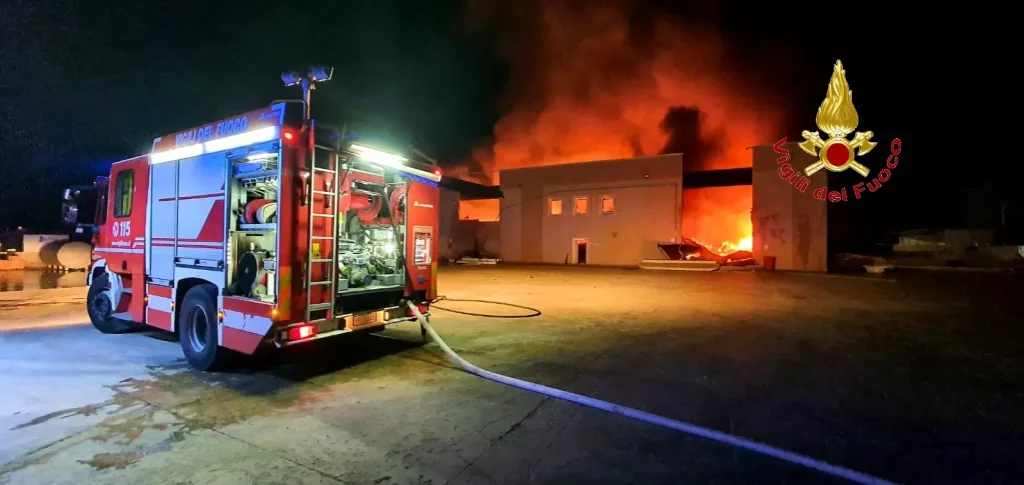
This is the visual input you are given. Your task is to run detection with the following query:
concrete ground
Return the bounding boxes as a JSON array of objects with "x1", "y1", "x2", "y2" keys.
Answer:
[{"x1": 1, "y1": 266, "x2": 1022, "y2": 484}]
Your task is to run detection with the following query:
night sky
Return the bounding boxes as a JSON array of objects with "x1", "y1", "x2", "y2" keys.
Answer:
[{"x1": 0, "y1": 1, "x2": 1004, "y2": 241}]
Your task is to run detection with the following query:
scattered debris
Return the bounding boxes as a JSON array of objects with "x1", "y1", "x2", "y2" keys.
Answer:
[
  {"x1": 77, "y1": 452, "x2": 144, "y2": 470},
  {"x1": 456, "y1": 257, "x2": 499, "y2": 265}
]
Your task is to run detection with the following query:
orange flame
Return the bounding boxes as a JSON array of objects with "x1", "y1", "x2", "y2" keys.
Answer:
[
  {"x1": 683, "y1": 186, "x2": 752, "y2": 255},
  {"x1": 467, "y1": 1, "x2": 781, "y2": 177},
  {"x1": 459, "y1": 199, "x2": 500, "y2": 221},
  {"x1": 463, "y1": 1, "x2": 781, "y2": 244}
]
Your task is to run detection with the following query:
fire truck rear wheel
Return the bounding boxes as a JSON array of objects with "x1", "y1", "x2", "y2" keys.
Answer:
[
  {"x1": 87, "y1": 274, "x2": 140, "y2": 334},
  {"x1": 179, "y1": 284, "x2": 233, "y2": 371}
]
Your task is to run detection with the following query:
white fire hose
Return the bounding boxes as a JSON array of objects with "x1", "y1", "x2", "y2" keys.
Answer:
[{"x1": 406, "y1": 302, "x2": 896, "y2": 485}]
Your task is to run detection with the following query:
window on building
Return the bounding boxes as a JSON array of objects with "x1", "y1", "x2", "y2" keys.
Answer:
[
  {"x1": 549, "y1": 199, "x2": 563, "y2": 215},
  {"x1": 573, "y1": 196, "x2": 588, "y2": 215},
  {"x1": 114, "y1": 170, "x2": 134, "y2": 218},
  {"x1": 601, "y1": 196, "x2": 615, "y2": 214}
]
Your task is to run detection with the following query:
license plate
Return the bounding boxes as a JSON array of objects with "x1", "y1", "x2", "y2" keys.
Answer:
[{"x1": 352, "y1": 312, "x2": 379, "y2": 326}]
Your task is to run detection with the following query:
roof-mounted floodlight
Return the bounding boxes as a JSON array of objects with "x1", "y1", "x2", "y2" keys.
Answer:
[
  {"x1": 282, "y1": 64, "x2": 334, "y2": 121},
  {"x1": 309, "y1": 65, "x2": 333, "y2": 82},
  {"x1": 281, "y1": 71, "x2": 303, "y2": 87}
]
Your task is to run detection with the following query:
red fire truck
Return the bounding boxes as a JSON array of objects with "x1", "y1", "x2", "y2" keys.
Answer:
[{"x1": 73, "y1": 101, "x2": 440, "y2": 370}]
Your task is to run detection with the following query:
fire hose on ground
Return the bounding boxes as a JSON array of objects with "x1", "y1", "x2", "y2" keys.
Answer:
[{"x1": 407, "y1": 301, "x2": 895, "y2": 485}]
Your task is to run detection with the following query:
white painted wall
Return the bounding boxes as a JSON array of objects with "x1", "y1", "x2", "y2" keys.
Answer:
[{"x1": 500, "y1": 154, "x2": 683, "y2": 266}]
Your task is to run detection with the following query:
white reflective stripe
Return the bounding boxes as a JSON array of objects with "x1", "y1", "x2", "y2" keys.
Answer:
[
  {"x1": 148, "y1": 295, "x2": 172, "y2": 313},
  {"x1": 223, "y1": 309, "x2": 273, "y2": 335},
  {"x1": 95, "y1": 247, "x2": 144, "y2": 254},
  {"x1": 175, "y1": 247, "x2": 223, "y2": 261},
  {"x1": 243, "y1": 314, "x2": 273, "y2": 335},
  {"x1": 222, "y1": 309, "x2": 245, "y2": 330}
]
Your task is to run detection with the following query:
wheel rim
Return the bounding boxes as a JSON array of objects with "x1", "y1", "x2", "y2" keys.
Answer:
[
  {"x1": 91, "y1": 292, "x2": 112, "y2": 319},
  {"x1": 187, "y1": 307, "x2": 210, "y2": 352}
]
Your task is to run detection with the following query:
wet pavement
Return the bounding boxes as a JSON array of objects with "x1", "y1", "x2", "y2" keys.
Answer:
[
  {"x1": 2, "y1": 266, "x2": 1023, "y2": 484},
  {"x1": 0, "y1": 270, "x2": 86, "y2": 293}
]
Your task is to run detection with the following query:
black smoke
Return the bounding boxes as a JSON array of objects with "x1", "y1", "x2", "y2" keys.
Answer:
[{"x1": 659, "y1": 106, "x2": 725, "y2": 171}]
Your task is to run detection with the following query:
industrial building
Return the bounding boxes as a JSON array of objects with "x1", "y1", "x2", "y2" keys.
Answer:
[
  {"x1": 439, "y1": 143, "x2": 838, "y2": 271},
  {"x1": 751, "y1": 142, "x2": 829, "y2": 272},
  {"x1": 438, "y1": 176, "x2": 501, "y2": 262},
  {"x1": 498, "y1": 154, "x2": 684, "y2": 266}
]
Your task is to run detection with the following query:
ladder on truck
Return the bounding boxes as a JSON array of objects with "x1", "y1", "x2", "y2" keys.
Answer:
[{"x1": 305, "y1": 121, "x2": 344, "y2": 323}]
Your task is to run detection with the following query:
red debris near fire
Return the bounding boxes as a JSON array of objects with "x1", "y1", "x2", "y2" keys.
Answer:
[{"x1": 461, "y1": 0, "x2": 782, "y2": 252}]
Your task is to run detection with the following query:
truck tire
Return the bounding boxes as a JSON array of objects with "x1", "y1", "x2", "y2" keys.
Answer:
[
  {"x1": 178, "y1": 284, "x2": 233, "y2": 371},
  {"x1": 87, "y1": 273, "x2": 140, "y2": 334}
]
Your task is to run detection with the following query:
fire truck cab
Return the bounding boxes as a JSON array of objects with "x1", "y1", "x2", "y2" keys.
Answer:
[{"x1": 77, "y1": 102, "x2": 440, "y2": 370}]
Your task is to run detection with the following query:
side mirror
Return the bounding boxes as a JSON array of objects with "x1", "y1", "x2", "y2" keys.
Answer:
[
  {"x1": 63, "y1": 188, "x2": 73, "y2": 200},
  {"x1": 62, "y1": 201, "x2": 79, "y2": 225}
]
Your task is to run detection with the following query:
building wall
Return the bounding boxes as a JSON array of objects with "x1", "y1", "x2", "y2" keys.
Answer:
[
  {"x1": 499, "y1": 154, "x2": 684, "y2": 266},
  {"x1": 438, "y1": 188, "x2": 460, "y2": 260},
  {"x1": 477, "y1": 221, "x2": 500, "y2": 256},
  {"x1": 500, "y1": 187, "x2": 523, "y2": 262},
  {"x1": 438, "y1": 188, "x2": 501, "y2": 260},
  {"x1": 752, "y1": 142, "x2": 829, "y2": 271}
]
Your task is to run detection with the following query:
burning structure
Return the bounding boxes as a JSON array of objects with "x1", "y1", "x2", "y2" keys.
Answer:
[
  {"x1": 451, "y1": 0, "x2": 785, "y2": 263},
  {"x1": 495, "y1": 153, "x2": 759, "y2": 267}
]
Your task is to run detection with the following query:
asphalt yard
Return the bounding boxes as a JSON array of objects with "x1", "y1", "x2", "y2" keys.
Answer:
[{"x1": 2, "y1": 266, "x2": 1022, "y2": 484}]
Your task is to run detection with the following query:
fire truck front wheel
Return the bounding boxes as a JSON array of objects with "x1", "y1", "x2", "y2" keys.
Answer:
[
  {"x1": 87, "y1": 274, "x2": 140, "y2": 334},
  {"x1": 178, "y1": 284, "x2": 233, "y2": 371}
]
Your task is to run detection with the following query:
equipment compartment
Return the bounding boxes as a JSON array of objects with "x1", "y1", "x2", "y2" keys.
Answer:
[{"x1": 226, "y1": 152, "x2": 280, "y2": 301}]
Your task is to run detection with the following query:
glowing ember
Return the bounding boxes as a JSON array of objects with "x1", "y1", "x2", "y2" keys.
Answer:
[
  {"x1": 682, "y1": 186, "x2": 752, "y2": 256},
  {"x1": 704, "y1": 236, "x2": 753, "y2": 255}
]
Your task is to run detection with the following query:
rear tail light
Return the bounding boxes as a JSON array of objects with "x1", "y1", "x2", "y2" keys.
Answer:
[
  {"x1": 285, "y1": 323, "x2": 317, "y2": 341},
  {"x1": 405, "y1": 303, "x2": 429, "y2": 318},
  {"x1": 282, "y1": 129, "x2": 297, "y2": 143}
]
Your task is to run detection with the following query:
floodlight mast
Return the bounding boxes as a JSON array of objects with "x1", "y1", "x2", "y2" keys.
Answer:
[{"x1": 281, "y1": 65, "x2": 334, "y2": 122}]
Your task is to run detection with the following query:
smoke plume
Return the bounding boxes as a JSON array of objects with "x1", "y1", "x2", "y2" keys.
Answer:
[{"x1": 467, "y1": 0, "x2": 782, "y2": 182}]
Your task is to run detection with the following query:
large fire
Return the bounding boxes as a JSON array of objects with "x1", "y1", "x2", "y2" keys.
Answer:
[
  {"x1": 461, "y1": 0, "x2": 783, "y2": 247},
  {"x1": 682, "y1": 186, "x2": 753, "y2": 255}
]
